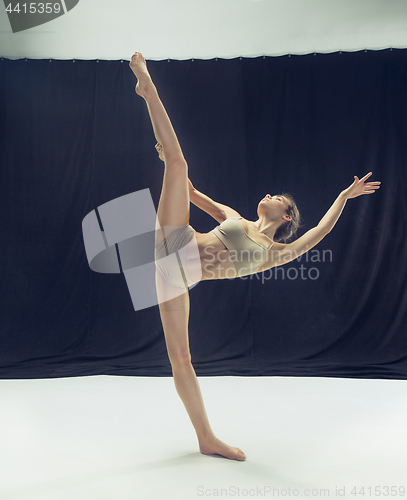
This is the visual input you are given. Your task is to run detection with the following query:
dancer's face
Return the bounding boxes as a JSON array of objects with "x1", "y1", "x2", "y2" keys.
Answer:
[{"x1": 258, "y1": 195, "x2": 291, "y2": 224}]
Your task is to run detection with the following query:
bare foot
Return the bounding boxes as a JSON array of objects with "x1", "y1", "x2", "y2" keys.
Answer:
[
  {"x1": 199, "y1": 435, "x2": 246, "y2": 461},
  {"x1": 129, "y1": 52, "x2": 154, "y2": 98}
]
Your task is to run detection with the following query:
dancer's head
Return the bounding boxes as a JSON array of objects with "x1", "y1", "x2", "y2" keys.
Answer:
[{"x1": 258, "y1": 193, "x2": 301, "y2": 242}]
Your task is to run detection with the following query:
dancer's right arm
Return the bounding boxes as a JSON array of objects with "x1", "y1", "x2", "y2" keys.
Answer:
[{"x1": 188, "y1": 179, "x2": 241, "y2": 223}]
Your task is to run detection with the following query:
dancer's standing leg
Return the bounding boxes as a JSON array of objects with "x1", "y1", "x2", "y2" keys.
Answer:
[{"x1": 129, "y1": 52, "x2": 245, "y2": 461}]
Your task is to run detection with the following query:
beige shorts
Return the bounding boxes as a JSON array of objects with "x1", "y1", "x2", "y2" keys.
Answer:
[{"x1": 154, "y1": 225, "x2": 201, "y2": 289}]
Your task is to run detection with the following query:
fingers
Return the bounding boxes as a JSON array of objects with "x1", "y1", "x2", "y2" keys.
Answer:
[
  {"x1": 357, "y1": 172, "x2": 381, "y2": 188},
  {"x1": 155, "y1": 143, "x2": 165, "y2": 161},
  {"x1": 360, "y1": 172, "x2": 373, "y2": 181},
  {"x1": 363, "y1": 182, "x2": 381, "y2": 194}
]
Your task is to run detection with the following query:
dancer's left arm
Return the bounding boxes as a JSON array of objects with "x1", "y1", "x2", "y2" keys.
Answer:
[{"x1": 271, "y1": 173, "x2": 381, "y2": 266}]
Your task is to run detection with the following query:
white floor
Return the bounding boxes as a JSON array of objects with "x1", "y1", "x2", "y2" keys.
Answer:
[{"x1": 1, "y1": 375, "x2": 406, "y2": 500}]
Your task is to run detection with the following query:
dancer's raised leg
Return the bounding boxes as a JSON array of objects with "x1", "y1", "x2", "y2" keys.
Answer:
[
  {"x1": 129, "y1": 52, "x2": 181, "y2": 161},
  {"x1": 129, "y1": 51, "x2": 189, "y2": 231},
  {"x1": 129, "y1": 52, "x2": 246, "y2": 461}
]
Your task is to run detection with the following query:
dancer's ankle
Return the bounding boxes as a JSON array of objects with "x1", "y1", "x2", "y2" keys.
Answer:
[
  {"x1": 136, "y1": 81, "x2": 157, "y2": 100},
  {"x1": 197, "y1": 429, "x2": 216, "y2": 446}
]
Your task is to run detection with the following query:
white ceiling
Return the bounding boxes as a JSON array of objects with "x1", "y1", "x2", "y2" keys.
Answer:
[{"x1": 1, "y1": 0, "x2": 407, "y2": 60}]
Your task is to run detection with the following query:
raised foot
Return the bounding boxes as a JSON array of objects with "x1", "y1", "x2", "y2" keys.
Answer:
[
  {"x1": 129, "y1": 51, "x2": 154, "y2": 98},
  {"x1": 199, "y1": 436, "x2": 246, "y2": 461}
]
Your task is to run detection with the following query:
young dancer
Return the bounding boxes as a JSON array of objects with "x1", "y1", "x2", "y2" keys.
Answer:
[{"x1": 129, "y1": 52, "x2": 381, "y2": 461}]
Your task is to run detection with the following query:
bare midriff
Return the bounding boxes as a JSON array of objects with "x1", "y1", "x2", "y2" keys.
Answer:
[{"x1": 186, "y1": 230, "x2": 238, "y2": 281}]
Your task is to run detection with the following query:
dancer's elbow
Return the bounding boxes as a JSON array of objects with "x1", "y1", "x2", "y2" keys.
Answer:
[{"x1": 317, "y1": 223, "x2": 332, "y2": 235}]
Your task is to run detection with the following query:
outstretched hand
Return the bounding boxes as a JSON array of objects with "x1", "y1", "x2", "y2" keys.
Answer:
[{"x1": 342, "y1": 172, "x2": 381, "y2": 199}]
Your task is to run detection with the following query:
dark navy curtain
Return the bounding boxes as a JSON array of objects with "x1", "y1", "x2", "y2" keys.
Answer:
[{"x1": 1, "y1": 49, "x2": 406, "y2": 379}]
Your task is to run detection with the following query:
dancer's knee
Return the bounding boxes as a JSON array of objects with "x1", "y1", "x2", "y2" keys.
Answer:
[
  {"x1": 169, "y1": 348, "x2": 192, "y2": 368},
  {"x1": 164, "y1": 156, "x2": 188, "y2": 172}
]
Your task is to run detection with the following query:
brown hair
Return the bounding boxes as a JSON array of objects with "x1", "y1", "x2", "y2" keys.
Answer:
[{"x1": 273, "y1": 193, "x2": 302, "y2": 242}]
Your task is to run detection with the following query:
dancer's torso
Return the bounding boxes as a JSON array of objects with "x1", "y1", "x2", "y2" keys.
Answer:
[{"x1": 185, "y1": 218, "x2": 276, "y2": 281}]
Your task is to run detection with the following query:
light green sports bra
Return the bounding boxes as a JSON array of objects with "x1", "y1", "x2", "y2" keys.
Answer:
[{"x1": 212, "y1": 217, "x2": 275, "y2": 277}]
